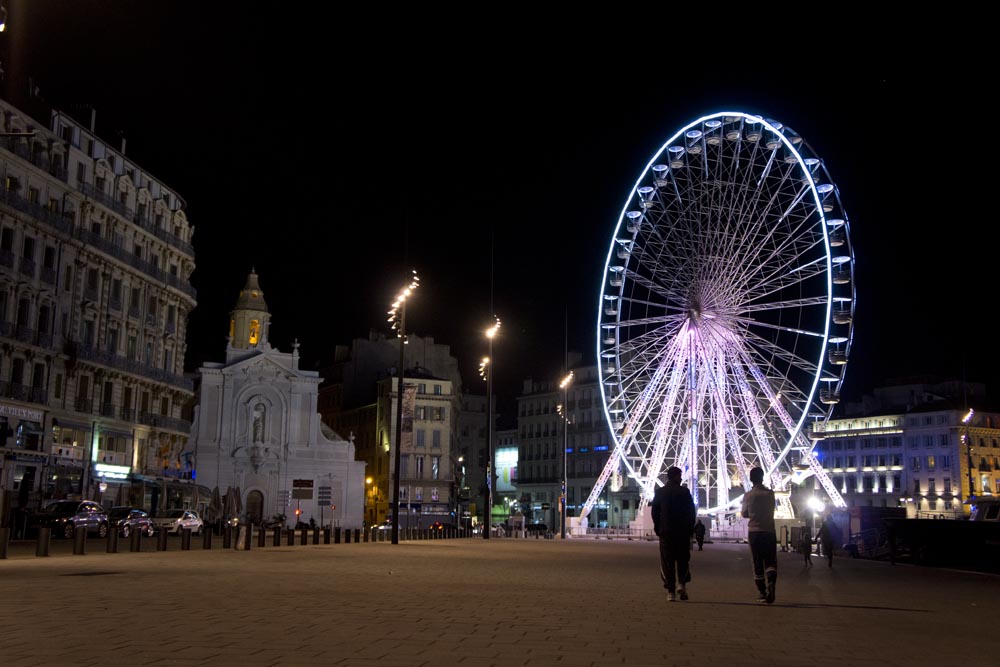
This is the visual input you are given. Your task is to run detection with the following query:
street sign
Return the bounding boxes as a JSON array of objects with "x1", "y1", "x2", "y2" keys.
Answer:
[
  {"x1": 541, "y1": 503, "x2": 551, "y2": 510},
  {"x1": 317, "y1": 486, "x2": 332, "y2": 503},
  {"x1": 292, "y1": 479, "x2": 314, "y2": 489},
  {"x1": 292, "y1": 488, "x2": 313, "y2": 500}
]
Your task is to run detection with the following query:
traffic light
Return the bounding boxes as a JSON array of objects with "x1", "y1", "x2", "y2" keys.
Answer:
[
  {"x1": 331, "y1": 505, "x2": 336, "y2": 511},
  {"x1": 294, "y1": 507, "x2": 302, "y2": 517}
]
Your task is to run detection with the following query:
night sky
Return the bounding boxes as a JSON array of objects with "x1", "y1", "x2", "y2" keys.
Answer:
[{"x1": 7, "y1": 5, "x2": 996, "y2": 416}]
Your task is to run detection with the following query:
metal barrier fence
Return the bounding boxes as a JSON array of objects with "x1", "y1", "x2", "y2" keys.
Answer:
[{"x1": 2, "y1": 522, "x2": 476, "y2": 560}]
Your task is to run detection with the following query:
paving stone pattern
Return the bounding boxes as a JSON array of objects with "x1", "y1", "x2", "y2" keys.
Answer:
[{"x1": 1, "y1": 536, "x2": 996, "y2": 666}]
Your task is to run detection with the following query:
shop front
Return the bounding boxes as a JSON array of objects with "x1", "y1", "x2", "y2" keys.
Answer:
[{"x1": 0, "y1": 402, "x2": 47, "y2": 535}]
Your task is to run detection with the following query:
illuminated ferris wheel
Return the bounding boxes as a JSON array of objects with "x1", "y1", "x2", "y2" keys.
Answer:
[{"x1": 581, "y1": 112, "x2": 854, "y2": 522}]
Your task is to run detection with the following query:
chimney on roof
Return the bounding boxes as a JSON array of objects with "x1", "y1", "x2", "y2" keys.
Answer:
[
  {"x1": 89, "y1": 108, "x2": 96, "y2": 132},
  {"x1": 121, "y1": 136, "x2": 126, "y2": 155}
]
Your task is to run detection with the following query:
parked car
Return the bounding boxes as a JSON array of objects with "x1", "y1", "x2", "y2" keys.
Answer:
[
  {"x1": 107, "y1": 507, "x2": 155, "y2": 538},
  {"x1": 32, "y1": 500, "x2": 109, "y2": 539},
  {"x1": 152, "y1": 509, "x2": 204, "y2": 535}
]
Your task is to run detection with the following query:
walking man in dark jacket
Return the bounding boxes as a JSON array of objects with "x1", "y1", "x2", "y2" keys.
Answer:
[
  {"x1": 651, "y1": 466, "x2": 696, "y2": 601},
  {"x1": 741, "y1": 467, "x2": 778, "y2": 604}
]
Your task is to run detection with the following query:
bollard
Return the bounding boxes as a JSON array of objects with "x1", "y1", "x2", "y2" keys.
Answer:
[
  {"x1": 353, "y1": 528, "x2": 360, "y2": 543},
  {"x1": 202, "y1": 528, "x2": 213, "y2": 550},
  {"x1": 181, "y1": 528, "x2": 192, "y2": 551},
  {"x1": 344, "y1": 529, "x2": 351, "y2": 544},
  {"x1": 323, "y1": 527, "x2": 331, "y2": 544},
  {"x1": 334, "y1": 527, "x2": 341, "y2": 544},
  {"x1": 273, "y1": 526, "x2": 281, "y2": 547},
  {"x1": 73, "y1": 525, "x2": 87, "y2": 555},
  {"x1": 258, "y1": 526, "x2": 267, "y2": 548},
  {"x1": 157, "y1": 528, "x2": 169, "y2": 551},
  {"x1": 107, "y1": 528, "x2": 119, "y2": 553},
  {"x1": 132, "y1": 529, "x2": 143, "y2": 552},
  {"x1": 242, "y1": 525, "x2": 252, "y2": 551},
  {"x1": 364, "y1": 528, "x2": 370, "y2": 543},
  {"x1": 36, "y1": 526, "x2": 51, "y2": 557},
  {"x1": 312, "y1": 527, "x2": 320, "y2": 545},
  {"x1": 0, "y1": 526, "x2": 8, "y2": 559},
  {"x1": 300, "y1": 527, "x2": 308, "y2": 546},
  {"x1": 287, "y1": 528, "x2": 295, "y2": 547},
  {"x1": 222, "y1": 525, "x2": 232, "y2": 549}
]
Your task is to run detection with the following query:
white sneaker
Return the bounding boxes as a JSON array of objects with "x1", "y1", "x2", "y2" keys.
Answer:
[{"x1": 667, "y1": 592, "x2": 676, "y2": 602}]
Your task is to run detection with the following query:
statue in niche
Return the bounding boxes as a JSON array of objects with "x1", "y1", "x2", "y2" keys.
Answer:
[{"x1": 252, "y1": 404, "x2": 266, "y2": 444}]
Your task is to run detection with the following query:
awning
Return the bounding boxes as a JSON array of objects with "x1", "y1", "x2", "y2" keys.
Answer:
[{"x1": 4, "y1": 451, "x2": 48, "y2": 463}]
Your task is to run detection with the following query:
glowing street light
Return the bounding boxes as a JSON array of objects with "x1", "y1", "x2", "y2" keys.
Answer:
[
  {"x1": 389, "y1": 270, "x2": 419, "y2": 545},
  {"x1": 963, "y1": 408, "x2": 976, "y2": 509},
  {"x1": 558, "y1": 371, "x2": 574, "y2": 539},
  {"x1": 483, "y1": 316, "x2": 500, "y2": 539}
]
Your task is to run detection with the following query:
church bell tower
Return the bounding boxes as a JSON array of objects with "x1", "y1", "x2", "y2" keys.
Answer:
[{"x1": 228, "y1": 270, "x2": 270, "y2": 352}]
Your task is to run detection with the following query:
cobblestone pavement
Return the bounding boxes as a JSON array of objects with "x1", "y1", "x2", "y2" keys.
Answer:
[{"x1": 1, "y1": 535, "x2": 996, "y2": 666}]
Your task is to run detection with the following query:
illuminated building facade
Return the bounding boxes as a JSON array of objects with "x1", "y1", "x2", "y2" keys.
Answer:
[
  {"x1": 811, "y1": 407, "x2": 1000, "y2": 518},
  {"x1": 374, "y1": 366, "x2": 458, "y2": 530},
  {"x1": 188, "y1": 272, "x2": 365, "y2": 528},
  {"x1": 516, "y1": 362, "x2": 641, "y2": 529},
  {"x1": 0, "y1": 96, "x2": 196, "y2": 530}
]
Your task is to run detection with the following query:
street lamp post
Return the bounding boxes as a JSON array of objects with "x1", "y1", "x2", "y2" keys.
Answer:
[
  {"x1": 388, "y1": 271, "x2": 419, "y2": 545},
  {"x1": 963, "y1": 408, "x2": 976, "y2": 513},
  {"x1": 365, "y1": 477, "x2": 373, "y2": 529},
  {"x1": 482, "y1": 317, "x2": 500, "y2": 539},
  {"x1": 558, "y1": 371, "x2": 574, "y2": 539}
]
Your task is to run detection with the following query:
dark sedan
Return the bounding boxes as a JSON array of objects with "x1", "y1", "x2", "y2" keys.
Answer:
[
  {"x1": 107, "y1": 507, "x2": 155, "y2": 538},
  {"x1": 32, "y1": 500, "x2": 109, "y2": 539}
]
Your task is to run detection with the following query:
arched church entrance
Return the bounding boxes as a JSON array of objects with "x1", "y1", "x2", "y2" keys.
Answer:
[{"x1": 246, "y1": 490, "x2": 264, "y2": 525}]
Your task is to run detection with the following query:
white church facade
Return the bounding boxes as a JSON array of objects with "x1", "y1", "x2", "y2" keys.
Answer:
[{"x1": 186, "y1": 271, "x2": 365, "y2": 529}]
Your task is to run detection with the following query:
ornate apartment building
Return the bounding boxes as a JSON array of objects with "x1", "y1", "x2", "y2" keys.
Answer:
[
  {"x1": 374, "y1": 365, "x2": 459, "y2": 530},
  {"x1": 0, "y1": 97, "x2": 196, "y2": 530},
  {"x1": 516, "y1": 363, "x2": 641, "y2": 530},
  {"x1": 812, "y1": 406, "x2": 1000, "y2": 518}
]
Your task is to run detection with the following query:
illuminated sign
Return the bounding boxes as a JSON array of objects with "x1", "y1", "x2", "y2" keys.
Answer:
[
  {"x1": 496, "y1": 447, "x2": 518, "y2": 493},
  {"x1": 94, "y1": 463, "x2": 131, "y2": 480}
]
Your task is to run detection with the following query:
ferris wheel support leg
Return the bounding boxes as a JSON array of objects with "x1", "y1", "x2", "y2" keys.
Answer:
[{"x1": 804, "y1": 450, "x2": 846, "y2": 508}]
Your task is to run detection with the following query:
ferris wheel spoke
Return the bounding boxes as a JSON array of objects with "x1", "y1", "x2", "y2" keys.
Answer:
[
  {"x1": 739, "y1": 295, "x2": 830, "y2": 314},
  {"x1": 733, "y1": 316, "x2": 826, "y2": 340},
  {"x1": 741, "y1": 328, "x2": 823, "y2": 379},
  {"x1": 594, "y1": 112, "x2": 853, "y2": 520}
]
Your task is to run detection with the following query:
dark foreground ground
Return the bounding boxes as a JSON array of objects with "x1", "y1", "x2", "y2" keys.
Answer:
[{"x1": 1, "y1": 536, "x2": 996, "y2": 666}]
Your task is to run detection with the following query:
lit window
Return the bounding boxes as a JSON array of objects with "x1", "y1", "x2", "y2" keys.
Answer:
[{"x1": 249, "y1": 319, "x2": 259, "y2": 345}]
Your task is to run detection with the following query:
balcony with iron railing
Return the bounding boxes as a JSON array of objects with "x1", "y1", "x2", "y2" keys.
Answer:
[
  {"x1": 72, "y1": 342, "x2": 193, "y2": 391},
  {"x1": 70, "y1": 225, "x2": 196, "y2": 299},
  {"x1": 0, "y1": 248, "x2": 13, "y2": 268},
  {"x1": 1, "y1": 187, "x2": 74, "y2": 235},
  {"x1": 78, "y1": 183, "x2": 196, "y2": 259},
  {"x1": 1, "y1": 137, "x2": 30, "y2": 160},
  {"x1": 137, "y1": 412, "x2": 192, "y2": 433},
  {"x1": 80, "y1": 182, "x2": 132, "y2": 219},
  {"x1": 0, "y1": 381, "x2": 46, "y2": 404},
  {"x1": 10, "y1": 323, "x2": 55, "y2": 350}
]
